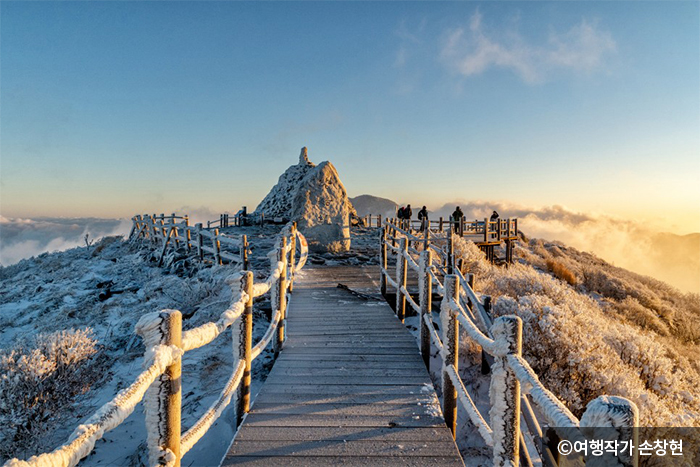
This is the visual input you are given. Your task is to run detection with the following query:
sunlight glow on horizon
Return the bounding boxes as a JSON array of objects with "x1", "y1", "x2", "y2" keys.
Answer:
[{"x1": 1, "y1": 2, "x2": 698, "y2": 236}]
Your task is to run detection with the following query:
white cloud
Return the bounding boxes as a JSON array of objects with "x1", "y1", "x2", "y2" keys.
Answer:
[
  {"x1": 440, "y1": 11, "x2": 616, "y2": 83},
  {"x1": 429, "y1": 200, "x2": 699, "y2": 294},
  {"x1": 0, "y1": 217, "x2": 132, "y2": 266}
]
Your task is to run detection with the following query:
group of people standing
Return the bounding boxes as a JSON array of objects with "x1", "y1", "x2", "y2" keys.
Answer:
[{"x1": 396, "y1": 204, "x2": 500, "y2": 234}]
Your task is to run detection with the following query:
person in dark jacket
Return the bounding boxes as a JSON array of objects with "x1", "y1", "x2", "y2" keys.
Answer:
[
  {"x1": 490, "y1": 210, "x2": 500, "y2": 221},
  {"x1": 452, "y1": 206, "x2": 464, "y2": 234},
  {"x1": 404, "y1": 204, "x2": 413, "y2": 229},
  {"x1": 418, "y1": 206, "x2": 429, "y2": 232}
]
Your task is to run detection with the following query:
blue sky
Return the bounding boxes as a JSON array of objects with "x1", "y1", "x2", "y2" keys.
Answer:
[{"x1": 1, "y1": 1, "x2": 698, "y2": 232}]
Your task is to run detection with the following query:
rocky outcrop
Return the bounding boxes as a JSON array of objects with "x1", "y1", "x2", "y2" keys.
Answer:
[
  {"x1": 254, "y1": 147, "x2": 355, "y2": 252},
  {"x1": 253, "y1": 148, "x2": 316, "y2": 220},
  {"x1": 291, "y1": 161, "x2": 352, "y2": 253}
]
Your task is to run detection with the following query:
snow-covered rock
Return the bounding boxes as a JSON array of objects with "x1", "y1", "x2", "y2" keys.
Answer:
[
  {"x1": 254, "y1": 147, "x2": 356, "y2": 253},
  {"x1": 291, "y1": 161, "x2": 352, "y2": 253},
  {"x1": 253, "y1": 148, "x2": 316, "y2": 220}
]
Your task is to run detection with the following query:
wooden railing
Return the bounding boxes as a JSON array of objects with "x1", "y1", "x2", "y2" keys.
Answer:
[
  {"x1": 379, "y1": 219, "x2": 639, "y2": 467},
  {"x1": 206, "y1": 212, "x2": 265, "y2": 229},
  {"x1": 5, "y1": 222, "x2": 308, "y2": 467},
  {"x1": 130, "y1": 213, "x2": 249, "y2": 268},
  {"x1": 390, "y1": 216, "x2": 518, "y2": 241},
  {"x1": 358, "y1": 214, "x2": 383, "y2": 228}
]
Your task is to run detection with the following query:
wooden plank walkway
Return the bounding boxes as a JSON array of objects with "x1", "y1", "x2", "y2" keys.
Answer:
[{"x1": 221, "y1": 265, "x2": 464, "y2": 466}]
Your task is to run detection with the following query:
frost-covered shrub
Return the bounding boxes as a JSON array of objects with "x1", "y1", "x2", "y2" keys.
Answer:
[
  {"x1": 610, "y1": 297, "x2": 671, "y2": 337},
  {"x1": 451, "y1": 238, "x2": 700, "y2": 429},
  {"x1": 581, "y1": 267, "x2": 627, "y2": 299},
  {"x1": 0, "y1": 328, "x2": 103, "y2": 459}
]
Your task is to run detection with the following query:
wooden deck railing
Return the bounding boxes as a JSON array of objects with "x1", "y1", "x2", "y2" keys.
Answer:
[
  {"x1": 5, "y1": 221, "x2": 308, "y2": 467},
  {"x1": 130, "y1": 213, "x2": 250, "y2": 268},
  {"x1": 379, "y1": 218, "x2": 639, "y2": 467}
]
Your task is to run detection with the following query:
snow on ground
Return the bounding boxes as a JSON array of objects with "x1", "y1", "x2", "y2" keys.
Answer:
[
  {"x1": 3, "y1": 219, "x2": 697, "y2": 466},
  {"x1": 0, "y1": 223, "x2": 286, "y2": 465}
]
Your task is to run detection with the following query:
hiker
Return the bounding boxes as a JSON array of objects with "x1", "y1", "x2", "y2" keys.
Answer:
[
  {"x1": 490, "y1": 210, "x2": 500, "y2": 234},
  {"x1": 451, "y1": 206, "x2": 464, "y2": 235},
  {"x1": 397, "y1": 206, "x2": 405, "y2": 221},
  {"x1": 418, "y1": 206, "x2": 429, "y2": 232},
  {"x1": 404, "y1": 204, "x2": 413, "y2": 230}
]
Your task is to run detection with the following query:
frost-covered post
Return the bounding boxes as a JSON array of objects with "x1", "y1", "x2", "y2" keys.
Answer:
[
  {"x1": 380, "y1": 227, "x2": 388, "y2": 296},
  {"x1": 580, "y1": 396, "x2": 639, "y2": 467},
  {"x1": 425, "y1": 228, "x2": 431, "y2": 250},
  {"x1": 170, "y1": 213, "x2": 180, "y2": 249},
  {"x1": 443, "y1": 275, "x2": 459, "y2": 437},
  {"x1": 140, "y1": 310, "x2": 182, "y2": 467},
  {"x1": 288, "y1": 223, "x2": 297, "y2": 293},
  {"x1": 241, "y1": 235, "x2": 249, "y2": 271},
  {"x1": 489, "y1": 315, "x2": 522, "y2": 466},
  {"x1": 160, "y1": 214, "x2": 167, "y2": 238},
  {"x1": 274, "y1": 236, "x2": 288, "y2": 357},
  {"x1": 481, "y1": 295, "x2": 492, "y2": 375},
  {"x1": 196, "y1": 223, "x2": 204, "y2": 261},
  {"x1": 212, "y1": 228, "x2": 222, "y2": 265},
  {"x1": 396, "y1": 237, "x2": 408, "y2": 322},
  {"x1": 237, "y1": 271, "x2": 254, "y2": 427},
  {"x1": 447, "y1": 232, "x2": 454, "y2": 274},
  {"x1": 164, "y1": 311, "x2": 182, "y2": 467},
  {"x1": 184, "y1": 216, "x2": 191, "y2": 252},
  {"x1": 390, "y1": 219, "x2": 397, "y2": 248},
  {"x1": 419, "y1": 249, "x2": 433, "y2": 368}
]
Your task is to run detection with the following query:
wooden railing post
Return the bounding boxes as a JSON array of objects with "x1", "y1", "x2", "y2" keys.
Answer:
[
  {"x1": 419, "y1": 249, "x2": 433, "y2": 368},
  {"x1": 481, "y1": 294, "x2": 492, "y2": 375},
  {"x1": 184, "y1": 216, "x2": 191, "y2": 252},
  {"x1": 195, "y1": 223, "x2": 204, "y2": 261},
  {"x1": 241, "y1": 235, "x2": 249, "y2": 270},
  {"x1": 160, "y1": 214, "x2": 167, "y2": 238},
  {"x1": 490, "y1": 315, "x2": 522, "y2": 466},
  {"x1": 378, "y1": 214, "x2": 382, "y2": 228},
  {"x1": 396, "y1": 237, "x2": 408, "y2": 322},
  {"x1": 380, "y1": 227, "x2": 388, "y2": 296},
  {"x1": 288, "y1": 223, "x2": 297, "y2": 293},
  {"x1": 443, "y1": 275, "x2": 459, "y2": 438},
  {"x1": 439, "y1": 217, "x2": 443, "y2": 232},
  {"x1": 580, "y1": 396, "x2": 639, "y2": 467},
  {"x1": 237, "y1": 271, "x2": 253, "y2": 427},
  {"x1": 274, "y1": 236, "x2": 288, "y2": 357},
  {"x1": 165, "y1": 311, "x2": 182, "y2": 467},
  {"x1": 212, "y1": 229, "x2": 222, "y2": 265},
  {"x1": 484, "y1": 217, "x2": 489, "y2": 242},
  {"x1": 141, "y1": 310, "x2": 182, "y2": 467},
  {"x1": 151, "y1": 214, "x2": 158, "y2": 240},
  {"x1": 447, "y1": 232, "x2": 454, "y2": 275}
]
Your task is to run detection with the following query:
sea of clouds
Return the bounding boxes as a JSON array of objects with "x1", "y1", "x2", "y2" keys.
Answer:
[
  {"x1": 429, "y1": 202, "x2": 699, "y2": 294},
  {"x1": 2, "y1": 203, "x2": 698, "y2": 294}
]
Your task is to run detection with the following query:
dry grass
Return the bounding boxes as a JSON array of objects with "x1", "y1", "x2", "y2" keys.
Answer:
[{"x1": 545, "y1": 259, "x2": 577, "y2": 286}]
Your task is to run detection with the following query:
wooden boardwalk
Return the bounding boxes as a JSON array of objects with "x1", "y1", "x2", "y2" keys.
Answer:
[{"x1": 221, "y1": 265, "x2": 464, "y2": 466}]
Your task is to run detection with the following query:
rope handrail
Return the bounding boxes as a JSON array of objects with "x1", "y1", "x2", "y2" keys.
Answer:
[
  {"x1": 506, "y1": 354, "x2": 581, "y2": 430},
  {"x1": 179, "y1": 360, "x2": 246, "y2": 455},
  {"x1": 6, "y1": 221, "x2": 308, "y2": 467},
  {"x1": 445, "y1": 364, "x2": 494, "y2": 446}
]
